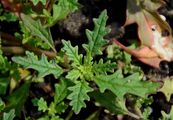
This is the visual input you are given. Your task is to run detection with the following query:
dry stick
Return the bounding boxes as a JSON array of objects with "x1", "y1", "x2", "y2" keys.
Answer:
[
  {"x1": 1, "y1": 32, "x2": 21, "y2": 46},
  {"x1": 2, "y1": 46, "x2": 25, "y2": 55},
  {"x1": 23, "y1": 44, "x2": 57, "y2": 58},
  {"x1": 128, "y1": 111, "x2": 141, "y2": 120},
  {"x1": 1, "y1": 32, "x2": 57, "y2": 58}
]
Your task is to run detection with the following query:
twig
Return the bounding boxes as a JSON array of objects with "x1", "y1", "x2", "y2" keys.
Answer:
[
  {"x1": 2, "y1": 46, "x2": 57, "y2": 58},
  {"x1": 23, "y1": 44, "x2": 57, "y2": 58},
  {"x1": 1, "y1": 32, "x2": 57, "y2": 58},
  {"x1": 2, "y1": 46, "x2": 25, "y2": 55},
  {"x1": 1, "y1": 32, "x2": 21, "y2": 46}
]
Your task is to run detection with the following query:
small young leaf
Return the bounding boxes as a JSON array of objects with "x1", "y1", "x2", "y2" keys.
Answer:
[
  {"x1": 12, "y1": 51, "x2": 63, "y2": 78},
  {"x1": 37, "y1": 97, "x2": 48, "y2": 112},
  {"x1": 95, "y1": 70, "x2": 160, "y2": 100},
  {"x1": 48, "y1": 102, "x2": 57, "y2": 116},
  {"x1": 83, "y1": 10, "x2": 110, "y2": 56},
  {"x1": 66, "y1": 69, "x2": 81, "y2": 81},
  {"x1": 3, "y1": 109, "x2": 15, "y2": 120},
  {"x1": 0, "y1": 4, "x2": 17, "y2": 22},
  {"x1": 142, "y1": 107, "x2": 152, "y2": 120},
  {"x1": 45, "y1": 0, "x2": 80, "y2": 27},
  {"x1": 53, "y1": 102, "x2": 67, "y2": 114},
  {"x1": 0, "y1": 12, "x2": 17, "y2": 22},
  {"x1": 67, "y1": 81, "x2": 93, "y2": 114},
  {"x1": 5, "y1": 83, "x2": 30, "y2": 116},
  {"x1": 93, "y1": 59, "x2": 116, "y2": 74},
  {"x1": 21, "y1": 14, "x2": 56, "y2": 52},
  {"x1": 62, "y1": 40, "x2": 82, "y2": 65}
]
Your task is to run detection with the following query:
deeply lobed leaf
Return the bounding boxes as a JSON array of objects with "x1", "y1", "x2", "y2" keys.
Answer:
[
  {"x1": 37, "y1": 98, "x2": 48, "y2": 112},
  {"x1": 67, "y1": 81, "x2": 93, "y2": 114},
  {"x1": 21, "y1": 14, "x2": 56, "y2": 52},
  {"x1": 12, "y1": 51, "x2": 63, "y2": 78},
  {"x1": 95, "y1": 70, "x2": 160, "y2": 100},
  {"x1": 66, "y1": 69, "x2": 81, "y2": 81},
  {"x1": 83, "y1": 10, "x2": 110, "y2": 57},
  {"x1": 93, "y1": 59, "x2": 116, "y2": 74},
  {"x1": 45, "y1": 0, "x2": 80, "y2": 27},
  {"x1": 62, "y1": 40, "x2": 82, "y2": 65}
]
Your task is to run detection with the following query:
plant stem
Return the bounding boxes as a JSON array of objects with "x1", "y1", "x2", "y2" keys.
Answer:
[
  {"x1": 85, "y1": 110, "x2": 100, "y2": 120},
  {"x1": 128, "y1": 111, "x2": 141, "y2": 120},
  {"x1": 65, "y1": 111, "x2": 73, "y2": 120}
]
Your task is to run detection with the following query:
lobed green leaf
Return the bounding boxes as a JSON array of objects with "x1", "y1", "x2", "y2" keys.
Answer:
[
  {"x1": 95, "y1": 70, "x2": 160, "y2": 100},
  {"x1": 66, "y1": 69, "x2": 81, "y2": 81},
  {"x1": 12, "y1": 51, "x2": 63, "y2": 78},
  {"x1": 62, "y1": 40, "x2": 82, "y2": 65},
  {"x1": 93, "y1": 59, "x2": 116, "y2": 74},
  {"x1": 45, "y1": 0, "x2": 80, "y2": 27},
  {"x1": 67, "y1": 81, "x2": 93, "y2": 114},
  {"x1": 37, "y1": 98, "x2": 48, "y2": 112},
  {"x1": 83, "y1": 10, "x2": 110, "y2": 57},
  {"x1": 20, "y1": 14, "x2": 56, "y2": 52}
]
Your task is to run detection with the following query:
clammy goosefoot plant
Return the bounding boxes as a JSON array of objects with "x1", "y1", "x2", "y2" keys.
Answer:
[{"x1": 9, "y1": 10, "x2": 161, "y2": 119}]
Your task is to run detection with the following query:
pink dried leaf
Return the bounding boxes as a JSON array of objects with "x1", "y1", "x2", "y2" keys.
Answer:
[{"x1": 114, "y1": 0, "x2": 173, "y2": 68}]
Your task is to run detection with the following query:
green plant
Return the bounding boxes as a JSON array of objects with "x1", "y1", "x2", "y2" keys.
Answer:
[
  {"x1": 31, "y1": 80, "x2": 69, "y2": 120},
  {"x1": 0, "y1": 4, "x2": 17, "y2": 22},
  {"x1": 11, "y1": 10, "x2": 159, "y2": 119},
  {"x1": 1, "y1": 0, "x2": 172, "y2": 119},
  {"x1": 43, "y1": 0, "x2": 80, "y2": 27},
  {"x1": 0, "y1": 98, "x2": 16, "y2": 120}
]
